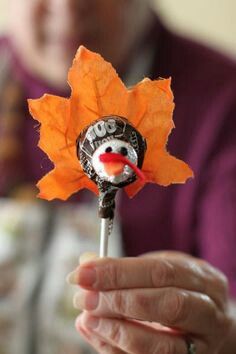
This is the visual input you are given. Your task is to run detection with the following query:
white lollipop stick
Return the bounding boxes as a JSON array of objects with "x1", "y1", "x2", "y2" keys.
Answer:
[{"x1": 99, "y1": 218, "x2": 113, "y2": 257}]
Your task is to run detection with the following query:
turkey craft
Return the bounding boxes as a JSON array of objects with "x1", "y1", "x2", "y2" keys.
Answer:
[
  {"x1": 28, "y1": 46, "x2": 193, "y2": 256},
  {"x1": 78, "y1": 115, "x2": 147, "y2": 220}
]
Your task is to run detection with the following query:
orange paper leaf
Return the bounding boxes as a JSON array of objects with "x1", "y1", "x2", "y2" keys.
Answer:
[{"x1": 28, "y1": 46, "x2": 193, "y2": 201}]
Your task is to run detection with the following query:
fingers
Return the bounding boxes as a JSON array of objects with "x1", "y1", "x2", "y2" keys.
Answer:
[
  {"x1": 70, "y1": 254, "x2": 230, "y2": 353},
  {"x1": 77, "y1": 321, "x2": 126, "y2": 354},
  {"x1": 73, "y1": 287, "x2": 227, "y2": 337},
  {"x1": 68, "y1": 256, "x2": 228, "y2": 310},
  {"x1": 144, "y1": 251, "x2": 229, "y2": 307},
  {"x1": 77, "y1": 312, "x2": 207, "y2": 354}
]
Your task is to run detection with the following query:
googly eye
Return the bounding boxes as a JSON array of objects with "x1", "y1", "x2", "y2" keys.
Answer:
[
  {"x1": 120, "y1": 147, "x2": 128, "y2": 156},
  {"x1": 105, "y1": 146, "x2": 112, "y2": 153}
]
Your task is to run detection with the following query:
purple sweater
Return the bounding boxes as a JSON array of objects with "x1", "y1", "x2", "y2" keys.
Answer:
[{"x1": 0, "y1": 20, "x2": 236, "y2": 295}]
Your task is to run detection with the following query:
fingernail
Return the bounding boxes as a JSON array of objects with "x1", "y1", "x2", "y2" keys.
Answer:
[
  {"x1": 75, "y1": 315, "x2": 83, "y2": 330},
  {"x1": 78, "y1": 267, "x2": 96, "y2": 288},
  {"x1": 78, "y1": 325, "x2": 91, "y2": 340},
  {"x1": 79, "y1": 252, "x2": 98, "y2": 264},
  {"x1": 75, "y1": 316, "x2": 92, "y2": 340},
  {"x1": 66, "y1": 270, "x2": 78, "y2": 285},
  {"x1": 84, "y1": 315, "x2": 100, "y2": 330},
  {"x1": 67, "y1": 253, "x2": 98, "y2": 285},
  {"x1": 73, "y1": 290, "x2": 99, "y2": 310}
]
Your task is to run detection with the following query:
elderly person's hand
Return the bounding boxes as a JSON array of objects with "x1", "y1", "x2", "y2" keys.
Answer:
[{"x1": 67, "y1": 251, "x2": 232, "y2": 354}]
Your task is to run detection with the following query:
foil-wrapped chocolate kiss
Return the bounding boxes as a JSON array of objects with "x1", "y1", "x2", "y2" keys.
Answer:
[{"x1": 77, "y1": 115, "x2": 147, "y2": 189}]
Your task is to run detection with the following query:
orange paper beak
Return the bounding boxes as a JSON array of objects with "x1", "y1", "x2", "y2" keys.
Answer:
[
  {"x1": 103, "y1": 161, "x2": 125, "y2": 176},
  {"x1": 99, "y1": 153, "x2": 146, "y2": 181}
]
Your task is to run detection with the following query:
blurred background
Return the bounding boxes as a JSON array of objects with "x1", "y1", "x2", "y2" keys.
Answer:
[
  {"x1": 0, "y1": 0, "x2": 235, "y2": 57},
  {"x1": 153, "y1": 0, "x2": 236, "y2": 58},
  {"x1": 0, "y1": 1, "x2": 235, "y2": 354}
]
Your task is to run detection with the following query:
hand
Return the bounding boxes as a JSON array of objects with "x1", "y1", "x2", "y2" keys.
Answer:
[{"x1": 68, "y1": 251, "x2": 231, "y2": 354}]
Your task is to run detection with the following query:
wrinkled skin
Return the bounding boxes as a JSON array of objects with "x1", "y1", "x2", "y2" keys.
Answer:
[
  {"x1": 8, "y1": 0, "x2": 152, "y2": 87},
  {"x1": 68, "y1": 252, "x2": 234, "y2": 354}
]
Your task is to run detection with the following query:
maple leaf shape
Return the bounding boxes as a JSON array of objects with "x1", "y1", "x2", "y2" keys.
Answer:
[{"x1": 28, "y1": 46, "x2": 193, "y2": 201}]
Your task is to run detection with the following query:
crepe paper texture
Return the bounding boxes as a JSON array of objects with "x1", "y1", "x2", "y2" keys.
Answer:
[{"x1": 28, "y1": 46, "x2": 193, "y2": 201}]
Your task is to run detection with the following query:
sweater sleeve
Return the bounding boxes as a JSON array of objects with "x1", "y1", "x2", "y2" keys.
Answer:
[{"x1": 197, "y1": 101, "x2": 236, "y2": 298}]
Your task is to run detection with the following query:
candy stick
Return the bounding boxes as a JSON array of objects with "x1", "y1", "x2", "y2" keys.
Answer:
[
  {"x1": 100, "y1": 218, "x2": 113, "y2": 257},
  {"x1": 98, "y1": 187, "x2": 116, "y2": 258}
]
